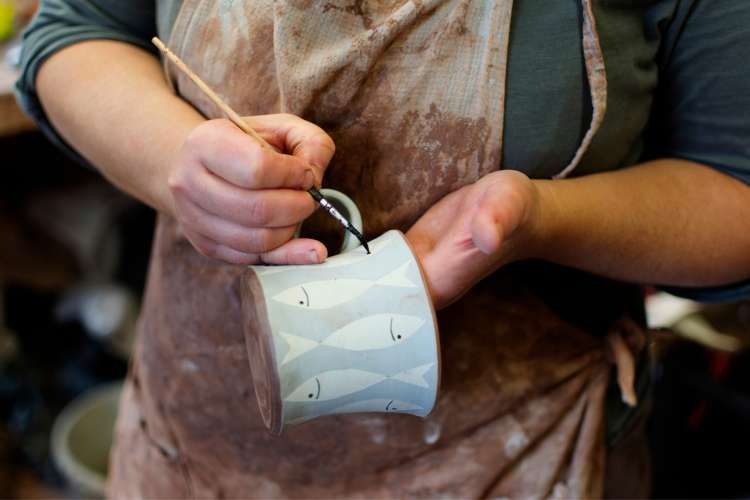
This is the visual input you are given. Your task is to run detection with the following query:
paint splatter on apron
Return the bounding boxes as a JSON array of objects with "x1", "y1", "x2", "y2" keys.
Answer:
[{"x1": 108, "y1": 1, "x2": 647, "y2": 498}]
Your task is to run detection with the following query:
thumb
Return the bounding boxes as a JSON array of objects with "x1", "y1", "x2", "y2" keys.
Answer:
[
  {"x1": 470, "y1": 184, "x2": 510, "y2": 255},
  {"x1": 471, "y1": 208, "x2": 504, "y2": 255},
  {"x1": 291, "y1": 133, "x2": 336, "y2": 186},
  {"x1": 469, "y1": 176, "x2": 529, "y2": 255}
]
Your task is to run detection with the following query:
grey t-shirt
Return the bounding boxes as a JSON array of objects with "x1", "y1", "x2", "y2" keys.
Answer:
[{"x1": 15, "y1": 0, "x2": 750, "y2": 301}]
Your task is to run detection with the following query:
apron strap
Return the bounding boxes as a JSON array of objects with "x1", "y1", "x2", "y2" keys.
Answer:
[{"x1": 554, "y1": 0, "x2": 608, "y2": 179}]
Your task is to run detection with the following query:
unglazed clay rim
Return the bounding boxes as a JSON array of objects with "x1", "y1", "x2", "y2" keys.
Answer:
[
  {"x1": 395, "y1": 229, "x2": 442, "y2": 412},
  {"x1": 242, "y1": 269, "x2": 283, "y2": 435},
  {"x1": 50, "y1": 382, "x2": 122, "y2": 497}
]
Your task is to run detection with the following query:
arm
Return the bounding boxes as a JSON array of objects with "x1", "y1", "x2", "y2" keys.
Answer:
[
  {"x1": 37, "y1": 40, "x2": 202, "y2": 214},
  {"x1": 407, "y1": 164, "x2": 750, "y2": 309},
  {"x1": 17, "y1": 0, "x2": 336, "y2": 265},
  {"x1": 534, "y1": 159, "x2": 750, "y2": 287},
  {"x1": 34, "y1": 41, "x2": 334, "y2": 265}
]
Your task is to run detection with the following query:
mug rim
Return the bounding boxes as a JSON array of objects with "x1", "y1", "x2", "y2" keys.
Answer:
[
  {"x1": 242, "y1": 271, "x2": 284, "y2": 434},
  {"x1": 394, "y1": 229, "x2": 442, "y2": 405}
]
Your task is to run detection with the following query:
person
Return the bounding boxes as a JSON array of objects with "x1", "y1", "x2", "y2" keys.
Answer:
[{"x1": 16, "y1": 0, "x2": 750, "y2": 498}]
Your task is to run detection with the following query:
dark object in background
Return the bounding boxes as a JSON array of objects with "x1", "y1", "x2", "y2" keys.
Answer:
[
  {"x1": 0, "y1": 285, "x2": 129, "y2": 489},
  {"x1": 0, "y1": 130, "x2": 154, "y2": 494},
  {"x1": 649, "y1": 340, "x2": 750, "y2": 499}
]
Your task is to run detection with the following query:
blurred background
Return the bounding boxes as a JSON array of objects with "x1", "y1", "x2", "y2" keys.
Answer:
[{"x1": 0, "y1": 1, "x2": 749, "y2": 498}]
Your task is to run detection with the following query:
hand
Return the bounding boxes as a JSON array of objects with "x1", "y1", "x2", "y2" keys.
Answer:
[
  {"x1": 166, "y1": 114, "x2": 335, "y2": 265},
  {"x1": 406, "y1": 170, "x2": 543, "y2": 309}
]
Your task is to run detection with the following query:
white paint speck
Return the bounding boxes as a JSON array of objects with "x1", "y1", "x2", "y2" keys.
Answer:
[
  {"x1": 360, "y1": 417, "x2": 387, "y2": 445},
  {"x1": 504, "y1": 430, "x2": 529, "y2": 457},
  {"x1": 423, "y1": 419, "x2": 441, "y2": 445},
  {"x1": 180, "y1": 359, "x2": 199, "y2": 373}
]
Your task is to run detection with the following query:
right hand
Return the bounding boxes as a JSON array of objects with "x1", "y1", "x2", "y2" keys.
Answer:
[{"x1": 166, "y1": 114, "x2": 335, "y2": 265}]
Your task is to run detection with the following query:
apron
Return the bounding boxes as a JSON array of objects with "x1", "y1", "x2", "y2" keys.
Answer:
[{"x1": 108, "y1": 1, "x2": 646, "y2": 498}]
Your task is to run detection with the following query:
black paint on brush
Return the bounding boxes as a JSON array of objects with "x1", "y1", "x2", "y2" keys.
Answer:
[{"x1": 308, "y1": 188, "x2": 371, "y2": 254}]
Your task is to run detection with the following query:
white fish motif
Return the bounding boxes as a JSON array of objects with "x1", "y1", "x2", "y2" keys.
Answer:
[
  {"x1": 331, "y1": 399, "x2": 424, "y2": 415},
  {"x1": 254, "y1": 238, "x2": 393, "y2": 277},
  {"x1": 390, "y1": 363, "x2": 433, "y2": 388},
  {"x1": 279, "y1": 314, "x2": 425, "y2": 364},
  {"x1": 285, "y1": 363, "x2": 434, "y2": 403},
  {"x1": 279, "y1": 332, "x2": 319, "y2": 364},
  {"x1": 272, "y1": 261, "x2": 415, "y2": 310},
  {"x1": 324, "y1": 314, "x2": 425, "y2": 350}
]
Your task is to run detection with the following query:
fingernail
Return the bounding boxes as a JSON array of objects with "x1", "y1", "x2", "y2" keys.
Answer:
[
  {"x1": 307, "y1": 249, "x2": 321, "y2": 264},
  {"x1": 303, "y1": 169, "x2": 316, "y2": 189}
]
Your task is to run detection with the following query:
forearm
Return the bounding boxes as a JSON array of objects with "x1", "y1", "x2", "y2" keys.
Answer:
[
  {"x1": 533, "y1": 159, "x2": 750, "y2": 287},
  {"x1": 36, "y1": 40, "x2": 204, "y2": 213}
]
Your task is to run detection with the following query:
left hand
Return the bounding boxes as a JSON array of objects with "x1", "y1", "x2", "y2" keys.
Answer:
[{"x1": 406, "y1": 170, "x2": 543, "y2": 309}]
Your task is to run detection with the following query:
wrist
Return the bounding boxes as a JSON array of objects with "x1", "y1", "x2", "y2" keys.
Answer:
[
  {"x1": 513, "y1": 179, "x2": 560, "y2": 262},
  {"x1": 154, "y1": 112, "x2": 205, "y2": 216}
]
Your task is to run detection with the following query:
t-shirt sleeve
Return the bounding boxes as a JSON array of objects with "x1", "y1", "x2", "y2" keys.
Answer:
[
  {"x1": 646, "y1": 1, "x2": 750, "y2": 185},
  {"x1": 14, "y1": 0, "x2": 157, "y2": 165},
  {"x1": 645, "y1": 0, "x2": 750, "y2": 302}
]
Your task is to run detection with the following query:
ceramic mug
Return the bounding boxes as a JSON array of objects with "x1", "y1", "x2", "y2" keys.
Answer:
[{"x1": 241, "y1": 189, "x2": 441, "y2": 434}]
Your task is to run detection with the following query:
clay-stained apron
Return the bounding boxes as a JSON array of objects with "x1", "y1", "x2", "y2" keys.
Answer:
[{"x1": 107, "y1": 1, "x2": 642, "y2": 499}]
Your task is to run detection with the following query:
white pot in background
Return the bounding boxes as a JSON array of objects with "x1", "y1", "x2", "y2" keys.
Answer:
[{"x1": 50, "y1": 382, "x2": 122, "y2": 498}]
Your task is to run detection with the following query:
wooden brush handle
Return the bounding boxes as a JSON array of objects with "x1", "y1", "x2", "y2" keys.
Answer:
[{"x1": 152, "y1": 37, "x2": 273, "y2": 150}]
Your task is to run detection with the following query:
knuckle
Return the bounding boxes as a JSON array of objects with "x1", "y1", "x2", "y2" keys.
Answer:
[
  {"x1": 183, "y1": 128, "x2": 202, "y2": 151},
  {"x1": 172, "y1": 193, "x2": 199, "y2": 224},
  {"x1": 246, "y1": 196, "x2": 271, "y2": 226},
  {"x1": 316, "y1": 133, "x2": 336, "y2": 154},
  {"x1": 248, "y1": 228, "x2": 276, "y2": 254},
  {"x1": 229, "y1": 252, "x2": 258, "y2": 265},
  {"x1": 246, "y1": 149, "x2": 268, "y2": 187},
  {"x1": 226, "y1": 255, "x2": 245, "y2": 265},
  {"x1": 186, "y1": 119, "x2": 234, "y2": 155},
  {"x1": 246, "y1": 164, "x2": 264, "y2": 188},
  {"x1": 209, "y1": 118, "x2": 234, "y2": 135},
  {"x1": 167, "y1": 171, "x2": 190, "y2": 199},
  {"x1": 246, "y1": 254, "x2": 261, "y2": 265},
  {"x1": 184, "y1": 121, "x2": 214, "y2": 151},
  {"x1": 196, "y1": 240, "x2": 219, "y2": 259}
]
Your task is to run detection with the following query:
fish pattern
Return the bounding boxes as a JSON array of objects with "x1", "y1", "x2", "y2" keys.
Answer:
[
  {"x1": 331, "y1": 398, "x2": 424, "y2": 414},
  {"x1": 285, "y1": 364, "x2": 434, "y2": 402},
  {"x1": 272, "y1": 261, "x2": 416, "y2": 310},
  {"x1": 285, "y1": 398, "x2": 424, "y2": 427},
  {"x1": 279, "y1": 314, "x2": 426, "y2": 364},
  {"x1": 256, "y1": 231, "x2": 438, "y2": 427}
]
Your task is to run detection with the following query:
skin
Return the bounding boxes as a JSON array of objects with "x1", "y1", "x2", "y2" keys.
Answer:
[
  {"x1": 37, "y1": 41, "x2": 750, "y2": 309},
  {"x1": 37, "y1": 41, "x2": 333, "y2": 265},
  {"x1": 407, "y1": 161, "x2": 750, "y2": 308}
]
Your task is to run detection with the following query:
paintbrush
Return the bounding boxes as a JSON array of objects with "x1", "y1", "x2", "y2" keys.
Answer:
[{"x1": 151, "y1": 37, "x2": 370, "y2": 255}]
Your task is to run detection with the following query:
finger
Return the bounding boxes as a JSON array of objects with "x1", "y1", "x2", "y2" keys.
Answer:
[
  {"x1": 404, "y1": 188, "x2": 465, "y2": 258},
  {"x1": 177, "y1": 166, "x2": 316, "y2": 227},
  {"x1": 175, "y1": 196, "x2": 297, "y2": 254},
  {"x1": 258, "y1": 238, "x2": 328, "y2": 265},
  {"x1": 188, "y1": 119, "x2": 316, "y2": 189},
  {"x1": 244, "y1": 114, "x2": 336, "y2": 183},
  {"x1": 183, "y1": 230, "x2": 261, "y2": 265}
]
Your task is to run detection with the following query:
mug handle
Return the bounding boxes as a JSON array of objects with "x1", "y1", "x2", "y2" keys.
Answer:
[{"x1": 295, "y1": 189, "x2": 364, "y2": 253}]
